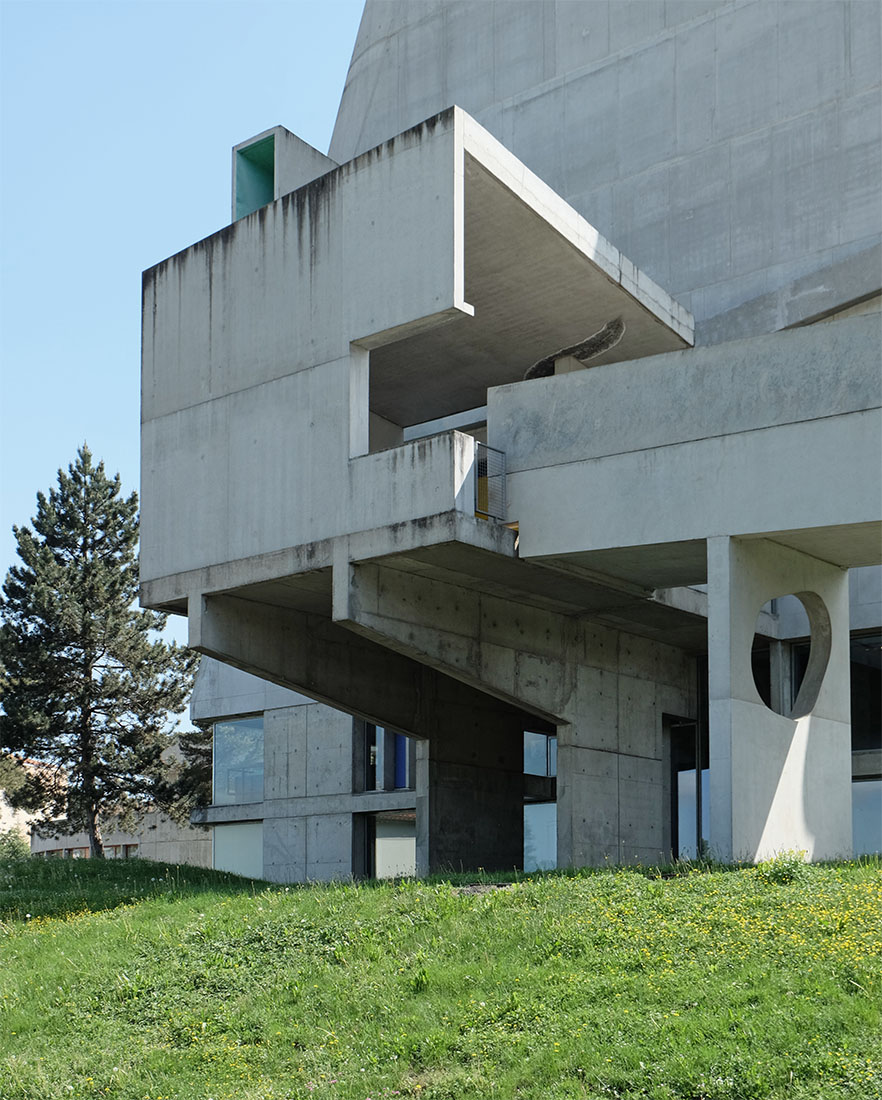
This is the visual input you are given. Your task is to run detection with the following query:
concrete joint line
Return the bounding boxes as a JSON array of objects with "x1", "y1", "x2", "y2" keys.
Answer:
[{"x1": 509, "y1": 407, "x2": 880, "y2": 476}]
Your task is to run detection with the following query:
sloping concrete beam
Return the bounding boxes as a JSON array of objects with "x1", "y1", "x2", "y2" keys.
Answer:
[
  {"x1": 190, "y1": 592, "x2": 526, "y2": 740},
  {"x1": 190, "y1": 592, "x2": 527, "y2": 874},
  {"x1": 334, "y1": 558, "x2": 580, "y2": 723}
]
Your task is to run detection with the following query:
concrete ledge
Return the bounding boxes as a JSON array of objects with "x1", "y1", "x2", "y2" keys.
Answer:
[{"x1": 141, "y1": 507, "x2": 517, "y2": 613}]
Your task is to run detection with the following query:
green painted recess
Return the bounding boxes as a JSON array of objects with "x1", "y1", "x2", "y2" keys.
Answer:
[{"x1": 236, "y1": 135, "x2": 275, "y2": 219}]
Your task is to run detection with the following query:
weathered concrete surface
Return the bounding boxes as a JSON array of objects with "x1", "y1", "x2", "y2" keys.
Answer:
[
  {"x1": 491, "y1": 316, "x2": 882, "y2": 587},
  {"x1": 707, "y1": 537, "x2": 853, "y2": 862},
  {"x1": 190, "y1": 658, "x2": 314, "y2": 721},
  {"x1": 141, "y1": 107, "x2": 690, "y2": 601},
  {"x1": 190, "y1": 592, "x2": 531, "y2": 875},
  {"x1": 334, "y1": 559, "x2": 695, "y2": 867},
  {"x1": 143, "y1": 2, "x2": 881, "y2": 877},
  {"x1": 332, "y1": 2, "x2": 881, "y2": 335},
  {"x1": 232, "y1": 125, "x2": 339, "y2": 223},
  {"x1": 190, "y1": 658, "x2": 419, "y2": 883}
]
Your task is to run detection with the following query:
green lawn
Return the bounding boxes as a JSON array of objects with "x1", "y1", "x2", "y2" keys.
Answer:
[{"x1": 1, "y1": 856, "x2": 880, "y2": 1100}]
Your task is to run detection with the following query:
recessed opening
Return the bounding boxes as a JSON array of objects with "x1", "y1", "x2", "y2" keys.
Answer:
[
  {"x1": 235, "y1": 135, "x2": 275, "y2": 219},
  {"x1": 523, "y1": 729, "x2": 557, "y2": 871},
  {"x1": 666, "y1": 715, "x2": 709, "y2": 861},
  {"x1": 355, "y1": 810, "x2": 416, "y2": 879},
  {"x1": 353, "y1": 720, "x2": 415, "y2": 793},
  {"x1": 752, "y1": 593, "x2": 832, "y2": 718},
  {"x1": 368, "y1": 400, "x2": 488, "y2": 455}
]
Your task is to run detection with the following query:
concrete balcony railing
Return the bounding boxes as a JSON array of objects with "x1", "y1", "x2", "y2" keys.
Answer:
[{"x1": 348, "y1": 430, "x2": 506, "y2": 532}]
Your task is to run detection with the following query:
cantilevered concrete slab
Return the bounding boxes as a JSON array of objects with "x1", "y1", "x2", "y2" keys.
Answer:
[
  {"x1": 141, "y1": 107, "x2": 691, "y2": 609},
  {"x1": 368, "y1": 112, "x2": 692, "y2": 425},
  {"x1": 490, "y1": 316, "x2": 882, "y2": 589}
]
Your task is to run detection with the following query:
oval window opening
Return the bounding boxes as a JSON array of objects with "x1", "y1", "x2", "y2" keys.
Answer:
[{"x1": 751, "y1": 593, "x2": 831, "y2": 718}]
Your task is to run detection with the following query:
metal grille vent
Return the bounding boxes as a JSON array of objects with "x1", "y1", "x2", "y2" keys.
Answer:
[{"x1": 475, "y1": 442, "x2": 506, "y2": 521}]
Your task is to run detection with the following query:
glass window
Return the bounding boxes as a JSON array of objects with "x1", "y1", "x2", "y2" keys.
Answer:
[
  {"x1": 676, "y1": 767, "x2": 710, "y2": 861},
  {"x1": 793, "y1": 632, "x2": 881, "y2": 752},
  {"x1": 524, "y1": 802, "x2": 557, "y2": 871},
  {"x1": 548, "y1": 735, "x2": 558, "y2": 778},
  {"x1": 850, "y1": 633, "x2": 881, "y2": 752},
  {"x1": 393, "y1": 732, "x2": 410, "y2": 789},
  {"x1": 213, "y1": 716, "x2": 264, "y2": 805},
  {"x1": 524, "y1": 731, "x2": 556, "y2": 776},
  {"x1": 361, "y1": 724, "x2": 413, "y2": 792},
  {"x1": 853, "y1": 779, "x2": 882, "y2": 856},
  {"x1": 668, "y1": 718, "x2": 709, "y2": 860}
]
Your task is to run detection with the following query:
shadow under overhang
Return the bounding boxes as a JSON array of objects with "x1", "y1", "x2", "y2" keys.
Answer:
[
  {"x1": 367, "y1": 149, "x2": 692, "y2": 427},
  {"x1": 173, "y1": 524, "x2": 712, "y2": 654}
]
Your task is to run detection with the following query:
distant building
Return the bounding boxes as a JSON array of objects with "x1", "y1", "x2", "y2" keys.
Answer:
[
  {"x1": 1, "y1": 758, "x2": 211, "y2": 867},
  {"x1": 144, "y1": 1, "x2": 881, "y2": 880},
  {"x1": 29, "y1": 811, "x2": 211, "y2": 865},
  {"x1": 0, "y1": 789, "x2": 35, "y2": 845}
]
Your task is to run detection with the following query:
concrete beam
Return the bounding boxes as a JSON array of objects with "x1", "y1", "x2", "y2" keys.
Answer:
[
  {"x1": 334, "y1": 558, "x2": 579, "y2": 722},
  {"x1": 493, "y1": 316, "x2": 882, "y2": 584},
  {"x1": 190, "y1": 592, "x2": 528, "y2": 740},
  {"x1": 190, "y1": 592, "x2": 529, "y2": 875}
]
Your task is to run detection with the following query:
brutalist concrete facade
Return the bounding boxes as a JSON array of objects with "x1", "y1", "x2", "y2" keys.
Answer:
[
  {"x1": 143, "y1": 1, "x2": 881, "y2": 879},
  {"x1": 190, "y1": 661, "x2": 416, "y2": 882}
]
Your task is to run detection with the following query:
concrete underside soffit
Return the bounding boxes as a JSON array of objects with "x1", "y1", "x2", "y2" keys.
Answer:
[
  {"x1": 330, "y1": 555, "x2": 702, "y2": 725},
  {"x1": 366, "y1": 110, "x2": 693, "y2": 427},
  {"x1": 189, "y1": 590, "x2": 538, "y2": 738}
]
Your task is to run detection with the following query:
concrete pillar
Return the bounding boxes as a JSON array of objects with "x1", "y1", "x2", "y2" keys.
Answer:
[
  {"x1": 557, "y1": 640, "x2": 679, "y2": 868},
  {"x1": 415, "y1": 710, "x2": 523, "y2": 875},
  {"x1": 707, "y1": 536, "x2": 852, "y2": 862},
  {"x1": 556, "y1": 662, "x2": 621, "y2": 867}
]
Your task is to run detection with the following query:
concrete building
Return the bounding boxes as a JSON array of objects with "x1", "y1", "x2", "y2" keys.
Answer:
[
  {"x1": 190, "y1": 661, "x2": 417, "y2": 880},
  {"x1": 2, "y1": 758, "x2": 211, "y2": 867},
  {"x1": 0, "y1": 789, "x2": 35, "y2": 847},
  {"x1": 189, "y1": 656, "x2": 562, "y2": 881},
  {"x1": 143, "y1": 0, "x2": 881, "y2": 881},
  {"x1": 29, "y1": 811, "x2": 211, "y2": 866}
]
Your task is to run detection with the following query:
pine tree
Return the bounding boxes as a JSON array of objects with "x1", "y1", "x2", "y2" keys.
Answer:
[{"x1": 0, "y1": 445, "x2": 198, "y2": 857}]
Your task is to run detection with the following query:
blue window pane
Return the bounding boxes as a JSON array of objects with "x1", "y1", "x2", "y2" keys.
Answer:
[
  {"x1": 524, "y1": 802, "x2": 557, "y2": 871},
  {"x1": 394, "y1": 733, "x2": 409, "y2": 789}
]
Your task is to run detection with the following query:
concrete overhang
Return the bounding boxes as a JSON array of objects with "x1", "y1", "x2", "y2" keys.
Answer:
[
  {"x1": 366, "y1": 109, "x2": 693, "y2": 426},
  {"x1": 528, "y1": 520, "x2": 882, "y2": 593},
  {"x1": 491, "y1": 316, "x2": 882, "y2": 591}
]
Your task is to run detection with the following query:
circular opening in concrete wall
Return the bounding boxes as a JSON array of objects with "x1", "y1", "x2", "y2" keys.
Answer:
[
  {"x1": 747, "y1": 594, "x2": 831, "y2": 721},
  {"x1": 752, "y1": 592, "x2": 832, "y2": 719}
]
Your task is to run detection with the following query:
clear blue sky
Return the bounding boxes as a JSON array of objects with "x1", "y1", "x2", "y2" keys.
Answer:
[{"x1": 0, "y1": 0, "x2": 364, "y2": 640}]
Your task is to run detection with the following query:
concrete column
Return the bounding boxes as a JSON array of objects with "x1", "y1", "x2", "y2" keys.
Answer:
[
  {"x1": 556, "y1": 663, "x2": 620, "y2": 867},
  {"x1": 707, "y1": 536, "x2": 852, "y2": 862},
  {"x1": 415, "y1": 710, "x2": 523, "y2": 875},
  {"x1": 557, "y1": 651, "x2": 674, "y2": 868}
]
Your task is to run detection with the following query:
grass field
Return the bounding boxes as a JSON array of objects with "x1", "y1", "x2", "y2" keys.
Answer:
[{"x1": 1, "y1": 855, "x2": 880, "y2": 1100}]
